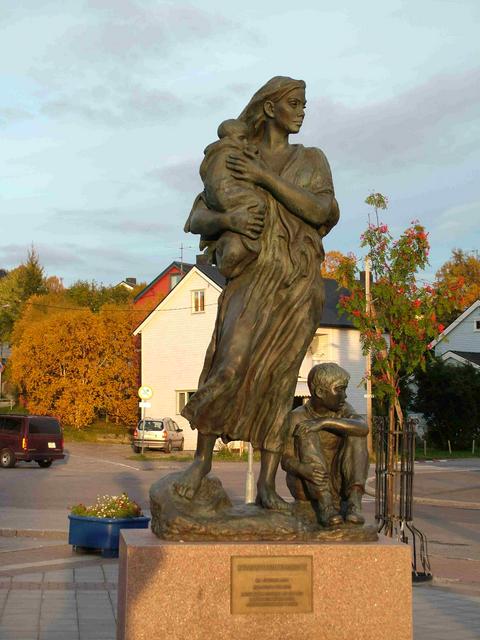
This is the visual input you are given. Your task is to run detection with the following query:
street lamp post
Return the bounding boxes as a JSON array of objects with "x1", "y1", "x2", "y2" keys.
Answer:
[{"x1": 245, "y1": 443, "x2": 255, "y2": 504}]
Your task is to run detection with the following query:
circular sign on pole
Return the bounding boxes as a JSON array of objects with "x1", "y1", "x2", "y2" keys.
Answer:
[{"x1": 138, "y1": 386, "x2": 153, "y2": 400}]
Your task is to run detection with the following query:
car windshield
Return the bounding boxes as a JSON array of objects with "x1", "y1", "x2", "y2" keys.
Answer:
[{"x1": 138, "y1": 421, "x2": 164, "y2": 432}]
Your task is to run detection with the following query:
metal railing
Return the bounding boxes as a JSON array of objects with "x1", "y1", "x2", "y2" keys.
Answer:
[{"x1": 374, "y1": 415, "x2": 432, "y2": 581}]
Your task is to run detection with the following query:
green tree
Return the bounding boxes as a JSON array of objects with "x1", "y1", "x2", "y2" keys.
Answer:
[
  {"x1": 18, "y1": 248, "x2": 47, "y2": 299},
  {"x1": 0, "y1": 248, "x2": 47, "y2": 342},
  {"x1": 414, "y1": 358, "x2": 480, "y2": 449},
  {"x1": 66, "y1": 280, "x2": 133, "y2": 311}
]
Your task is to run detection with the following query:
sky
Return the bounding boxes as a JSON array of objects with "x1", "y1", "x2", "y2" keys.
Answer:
[{"x1": 1, "y1": 0, "x2": 479, "y2": 286}]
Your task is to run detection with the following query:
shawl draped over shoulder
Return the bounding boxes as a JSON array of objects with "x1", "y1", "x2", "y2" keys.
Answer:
[{"x1": 181, "y1": 141, "x2": 338, "y2": 453}]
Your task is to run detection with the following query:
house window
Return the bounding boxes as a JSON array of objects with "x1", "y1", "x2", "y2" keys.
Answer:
[
  {"x1": 176, "y1": 390, "x2": 196, "y2": 414},
  {"x1": 192, "y1": 290, "x2": 205, "y2": 313},
  {"x1": 311, "y1": 333, "x2": 330, "y2": 362},
  {"x1": 475, "y1": 319, "x2": 480, "y2": 331},
  {"x1": 170, "y1": 273, "x2": 182, "y2": 290}
]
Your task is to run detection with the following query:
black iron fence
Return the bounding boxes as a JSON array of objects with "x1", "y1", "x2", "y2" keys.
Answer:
[{"x1": 374, "y1": 415, "x2": 432, "y2": 581}]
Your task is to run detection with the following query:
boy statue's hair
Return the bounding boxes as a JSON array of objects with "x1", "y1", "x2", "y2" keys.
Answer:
[{"x1": 307, "y1": 362, "x2": 350, "y2": 395}]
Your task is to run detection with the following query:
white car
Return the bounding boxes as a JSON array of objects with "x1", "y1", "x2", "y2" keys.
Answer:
[{"x1": 133, "y1": 418, "x2": 184, "y2": 453}]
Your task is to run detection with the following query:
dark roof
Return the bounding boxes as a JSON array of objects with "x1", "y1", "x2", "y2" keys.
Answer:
[
  {"x1": 135, "y1": 262, "x2": 355, "y2": 333},
  {"x1": 134, "y1": 261, "x2": 194, "y2": 302},
  {"x1": 196, "y1": 263, "x2": 226, "y2": 288},
  {"x1": 194, "y1": 266, "x2": 353, "y2": 329},
  {"x1": 450, "y1": 351, "x2": 480, "y2": 366},
  {"x1": 320, "y1": 278, "x2": 355, "y2": 328}
]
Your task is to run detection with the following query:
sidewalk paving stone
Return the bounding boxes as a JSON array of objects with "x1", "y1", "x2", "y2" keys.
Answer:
[
  {"x1": 1, "y1": 560, "x2": 480, "y2": 639},
  {"x1": 12, "y1": 572, "x2": 44, "y2": 583}
]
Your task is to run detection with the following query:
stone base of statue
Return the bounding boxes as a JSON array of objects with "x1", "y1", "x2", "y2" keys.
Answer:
[
  {"x1": 117, "y1": 529, "x2": 412, "y2": 640},
  {"x1": 149, "y1": 472, "x2": 378, "y2": 542}
]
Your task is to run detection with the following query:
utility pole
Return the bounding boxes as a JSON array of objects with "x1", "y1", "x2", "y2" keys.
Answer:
[{"x1": 365, "y1": 256, "x2": 374, "y2": 457}]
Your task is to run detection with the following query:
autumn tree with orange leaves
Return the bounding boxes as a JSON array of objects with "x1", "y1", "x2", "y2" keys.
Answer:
[
  {"x1": 321, "y1": 250, "x2": 350, "y2": 283},
  {"x1": 435, "y1": 249, "x2": 480, "y2": 324},
  {"x1": 9, "y1": 304, "x2": 138, "y2": 429}
]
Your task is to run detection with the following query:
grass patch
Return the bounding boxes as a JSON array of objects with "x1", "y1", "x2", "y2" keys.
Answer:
[
  {"x1": 126, "y1": 452, "x2": 194, "y2": 462},
  {"x1": 213, "y1": 448, "x2": 261, "y2": 462},
  {"x1": 126, "y1": 448, "x2": 261, "y2": 463},
  {"x1": 415, "y1": 448, "x2": 480, "y2": 460},
  {"x1": 63, "y1": 421, "x2": 132, "y2": 443},
  {"x1": 0, "y1": 403, "x2": 28, "y2": 414}
]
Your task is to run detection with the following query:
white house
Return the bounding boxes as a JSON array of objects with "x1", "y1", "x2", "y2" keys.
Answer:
[
  {"x1": 134, "y1": 259, "x2": 367, "y2": 450},
  {"x1": 432, "y1": 299, "x2": 480, "y2": 369}
]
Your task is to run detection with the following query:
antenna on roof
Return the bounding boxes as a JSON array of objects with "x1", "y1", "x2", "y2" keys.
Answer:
[{"x1": 179, "y1": 243, "x2": 194, "y2": 275}]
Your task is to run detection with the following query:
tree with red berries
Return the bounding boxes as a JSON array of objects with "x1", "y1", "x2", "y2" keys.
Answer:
[
  {"x1": 338, "y1": 210, "x2": 458, "y2": 428},
  {"x1": 337, "y1": 196, "x2": 460, "y2": 539}
]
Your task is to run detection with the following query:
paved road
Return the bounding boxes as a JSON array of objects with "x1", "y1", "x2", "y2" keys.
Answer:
[
  {"x1": 0, "y1": 445, "x2": 479, "y2": 639},
  {"x1": 1, "y1": 443, "x2": 479, "y2": 587}
]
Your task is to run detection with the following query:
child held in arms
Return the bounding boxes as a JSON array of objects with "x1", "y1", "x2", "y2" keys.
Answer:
[
  {"x1": 281, "y1": 363, "x2": 369, "y2": 527},
  {"x1": 197, "y1": 119, "x2": 266, "y2": 279}
]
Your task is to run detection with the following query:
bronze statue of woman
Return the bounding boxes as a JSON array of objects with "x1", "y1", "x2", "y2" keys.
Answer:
[{"x1": 175, "y1": 76, "x2": 340, "y2": 510}]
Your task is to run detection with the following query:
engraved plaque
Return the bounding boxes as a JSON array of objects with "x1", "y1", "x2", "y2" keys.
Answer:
[{"x1": 231, "y1": 556, "x2": 313, "y2": 615}]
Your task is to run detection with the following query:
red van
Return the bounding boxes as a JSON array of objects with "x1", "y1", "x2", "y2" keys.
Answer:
[{"x1": 0, "y1": 414, "x2": 65, "y2": 468}]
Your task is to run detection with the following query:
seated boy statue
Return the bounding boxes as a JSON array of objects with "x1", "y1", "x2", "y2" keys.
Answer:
[{"x1": 281, "y1": 363, "x2": 369, "y2": 527}]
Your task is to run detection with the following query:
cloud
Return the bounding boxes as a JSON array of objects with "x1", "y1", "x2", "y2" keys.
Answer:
[
  {"x1": 112, "y1": 219, "x2": 176, "y2": 234},
  {"x1": 0, "y1": 107, "x2": 32, "y2": 126},
  {"x1": 75, "y1": 0, "x2": 234, "y2": 61},
  {"x1": 41, "y1": 206, "x2": 178, "y2": 237},
  {"x1": 0, "y1": 243, "x2": 84, "y2": 270},
  {"x1": 434, "y1": 200, "x2": 480, "y2": 239},
  {"x1": 41, "y1": 85, "x2": 187, "y2": 126},
  {"x1": 301, "y1": 67, "x2": 480, "y2": 169},
  {"x1": 145, "y1": 158, "x2": 203, "y2": 194},
  {"x1": 32, "y1": 1, "x2": 247, "y2": 84}
]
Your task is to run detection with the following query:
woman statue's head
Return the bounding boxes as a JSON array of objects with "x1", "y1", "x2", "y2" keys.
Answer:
[{"x1": 238, "y1": 76, "x2": 306, "y2": 142}]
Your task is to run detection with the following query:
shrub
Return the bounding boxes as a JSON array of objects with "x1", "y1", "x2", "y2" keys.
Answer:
[
  {"x1": 413, "y1": 358, "x2": 480, "y2": 449},
  {"x1": 71, "y1": 493, "x2": 143, "y2": 519}
]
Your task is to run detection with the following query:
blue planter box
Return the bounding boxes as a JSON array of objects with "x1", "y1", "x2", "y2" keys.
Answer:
[{"x1": 68, "y1": 514, "x2": 150, "y2": 558}]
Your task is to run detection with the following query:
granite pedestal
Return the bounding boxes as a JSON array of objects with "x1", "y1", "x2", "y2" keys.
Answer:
[{"x1": 117, "y1": 530, "x2": 412, "y2": 640}]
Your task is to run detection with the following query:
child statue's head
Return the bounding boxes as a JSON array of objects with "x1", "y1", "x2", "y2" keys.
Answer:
[
  {"x1": 307, "y1": 363, "x2": 350, "y2": 411},
  {"x1": 217, "y1": 119, "x2": 249, "y2": 146}
]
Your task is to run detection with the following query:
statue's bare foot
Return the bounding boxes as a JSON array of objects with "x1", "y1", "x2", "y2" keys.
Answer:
[
  {"x1": 256, "y1": 486, "x2": 291, "y2": 512},
  {"x1": 173, "y1": 460, "x2": 206, "y2": 500}
]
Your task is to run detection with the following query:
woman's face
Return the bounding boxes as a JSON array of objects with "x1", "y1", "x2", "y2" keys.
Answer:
[{"x1": 269, "y1": 87, "x2": 306, "y2": 134}]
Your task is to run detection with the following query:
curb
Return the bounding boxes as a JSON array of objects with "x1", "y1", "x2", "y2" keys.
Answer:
[
  {"x1": 365, "y1": 478, "x2": 480, "y2": 510},
  {"x1": 411, "y1": 496, "x2": 480, "y2": 510},
  {"x1": 0, "y1": 528, "x2": 67, "y2": 541}
]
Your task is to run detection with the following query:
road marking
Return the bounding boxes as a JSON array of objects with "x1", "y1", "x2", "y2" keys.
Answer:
[
  {"x1": 414, "y1": 466, "x2": 480, "y2": 474},
  {"x1": 67, "y1": 454, "x2": 141, "y2": 471}
]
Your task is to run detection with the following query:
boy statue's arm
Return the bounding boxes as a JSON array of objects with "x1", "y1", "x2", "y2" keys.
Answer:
[{"x1": 296, "y1": 416, "x2": 368, "y2": 438}]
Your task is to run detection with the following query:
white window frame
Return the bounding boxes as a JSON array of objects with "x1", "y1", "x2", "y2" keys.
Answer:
[
  {"x1": 176, "y1": 390, "x2": 196, "y2": 414},
  {"x1": 170, "y1": 273, "x2": 182, "y2": 290},
  {"x1": 474, "y1": 318, "x2": 480, "y2": 332},
  {"x1": 191, "y1": 289, "x2": 205, "y2": 313}
]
